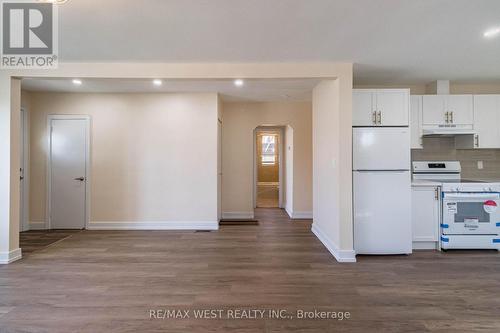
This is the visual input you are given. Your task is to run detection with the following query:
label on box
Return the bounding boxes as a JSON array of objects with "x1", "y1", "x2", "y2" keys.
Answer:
[
  {"x1": 447, "y1": 202, "x2": 457, "y2": 213},
  {"x1": 464, "y1": 218, "x2": 479, "y2": 229},
  {"x1": 484, "y1": 200, "x2": 498, "y2": 213}
]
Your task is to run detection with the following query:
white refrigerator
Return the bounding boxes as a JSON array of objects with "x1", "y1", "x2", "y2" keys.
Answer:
[{"x1": 353, "y1": 127, "x2": 412, "y2": 255}]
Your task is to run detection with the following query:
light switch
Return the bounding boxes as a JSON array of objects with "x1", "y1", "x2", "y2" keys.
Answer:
[{"x1": 477, "y1": 161, "x2": 484, "y2": 170}]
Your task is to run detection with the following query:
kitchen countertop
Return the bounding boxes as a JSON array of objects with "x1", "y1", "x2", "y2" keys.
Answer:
[{"x1": 411, "y1": 179, "x2": 442, "y2": 187}]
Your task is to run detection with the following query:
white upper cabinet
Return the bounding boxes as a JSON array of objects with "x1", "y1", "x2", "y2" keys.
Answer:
[
  {"x1": 410, "y1": 95, "x2": 423, "y2": 149},
  {"x1": 353, "y1": 89, "x2": 409, "y2": 126},
  {"x1": 456, "y1": 95, "x2": 500, "y2": 149},
  {"x1": 474, "y1": 95, "x2": 500, "y2": 148},
  {"x1": 422, "y1": 95, "x2": 473, "y2": 126},
  {"x1": 422, "y1": 95, "x2": 447, "y2": 125},
  {"x1": 353, "y1": 90, "x2": 375, "y2": 126},
  {"x1": 447, "y1": 95, "x2": 473, "y2": 125}
]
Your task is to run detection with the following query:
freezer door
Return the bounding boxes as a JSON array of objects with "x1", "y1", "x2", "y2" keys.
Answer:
[
  {"x1": 354, "y1": 171, "x2": 412, "y2": 254},
  {"x1": 353, "y1": 127, "x2": 410, "y2": 170}
]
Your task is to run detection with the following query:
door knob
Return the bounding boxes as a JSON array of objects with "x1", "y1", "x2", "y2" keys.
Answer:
[{"x1": 74, "y1": 177, "x2": 85, "y2": 181}]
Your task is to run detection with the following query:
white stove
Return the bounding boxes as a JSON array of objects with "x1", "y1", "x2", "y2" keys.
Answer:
[{"x1": 412, "y1": 161, "x2": 500, "y2": 251}]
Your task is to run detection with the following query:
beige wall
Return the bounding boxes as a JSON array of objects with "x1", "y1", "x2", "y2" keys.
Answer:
[
  {"x1": 27, "y1": 92, "x2": 219, "y2": 225},
  {"x1": 355, "y1": 82, "x2": 500, "y2": 95},
  {"x1": 450, "y1": 83, "x2": 500, "y2": 94},
  {"x1": 312, "y1": 81, "x2": 341, "y2": 245},
  {"x1": 312, "y1": 77, "x2": 354, "y2": 262},
  {"x1": 221, "y1": 101, "x2": 312, "y2": 216},
  {"x1": 354, "y1": 84, "x2": 427, "y2": 95},
  {"x1": 0, "y1": 77, "x2": 21, "y2": 257},
  {"x1": 1, "y1": 62, "x2": 354, "y2": 262}
]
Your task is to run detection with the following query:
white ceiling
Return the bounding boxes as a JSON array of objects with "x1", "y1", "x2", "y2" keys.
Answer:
[
  {"x1": 21, "y1": 78, "x2": 322, "y2": 102},
  {"x1": 53, "y1": 0, "x2": 500, "y2": 84}
]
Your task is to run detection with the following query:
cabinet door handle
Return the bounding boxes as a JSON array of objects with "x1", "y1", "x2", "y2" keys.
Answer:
[
  {"x1": 372, "y1": 111, "x2": 377, "y2": 125},
  {"x1": 377, "y1": 111, "x2": 382, "y2": 125},
  {"x1": 475, "y1": 135, "x2": 479, "y2": 148}
]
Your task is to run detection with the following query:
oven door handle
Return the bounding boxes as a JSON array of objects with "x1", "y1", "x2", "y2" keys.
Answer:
[{"x1": 443, "y1": 193, "x2": 500, "y2": 200}]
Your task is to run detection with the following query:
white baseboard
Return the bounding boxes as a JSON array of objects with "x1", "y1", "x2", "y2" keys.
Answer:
[
  {"x1": 311, "y1": 223, "x2": 356, "y2": 263},
  {"x1": 285, "y1": 207, "x2": 312, "y2": 220},
  {"x1": 221, "y1": 211, "x2": 255, "y2": 219},
  {"x1": 291, "y1": 211, "x2": 313, "y2": 219},
  {"x1": 29, "y1": 221, "x2": 47, "y2": 230},
  {"x1": 87, "y1": 221, "x2": 219, "y2": 231},
  {"x1": 0, "y1": 248, "x2": 22, "y2": 264},
  {"x1": 413, "y1": 241, "x2": 439, "y2": 250}
]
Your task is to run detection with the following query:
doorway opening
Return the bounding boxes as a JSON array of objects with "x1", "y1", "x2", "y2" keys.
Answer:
[{"x1": 255, "y1": 127, "x2": 283, "y2": 208}]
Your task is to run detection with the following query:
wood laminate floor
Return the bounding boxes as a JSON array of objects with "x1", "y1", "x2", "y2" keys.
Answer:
[
  {"x1": 19, "y1": 230, "x2": 82, "y2": 254},
  {"x1": 1, "y1": 208, "x2": 499, "y2": 332},
  {"x1": 257, "y1": 185, "x2": 279, "y2": 207}
]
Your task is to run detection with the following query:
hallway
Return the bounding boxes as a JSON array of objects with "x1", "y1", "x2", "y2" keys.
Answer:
[{"x1": 1, "y1": 209, "x2": 499, "y2": 332}]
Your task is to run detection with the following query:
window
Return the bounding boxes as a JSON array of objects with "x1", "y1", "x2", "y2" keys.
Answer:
[{"x1": 261, "y1": 135, "x2": 276, "y2": 165}]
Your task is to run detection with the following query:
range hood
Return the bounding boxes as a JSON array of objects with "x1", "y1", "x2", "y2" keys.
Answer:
[{"x1": 422, "y1": 125, "x2": 476, "y2": 137}]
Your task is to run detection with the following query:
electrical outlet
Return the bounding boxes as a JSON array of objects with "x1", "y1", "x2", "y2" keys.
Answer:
[{"x1": 477, "y1": 161, "x2": 484, "y2": 170}]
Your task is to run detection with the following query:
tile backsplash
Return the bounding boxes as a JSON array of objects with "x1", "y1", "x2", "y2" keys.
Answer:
[{"x1": 412, "y1": 137, "x2": 500, "y2": 180}]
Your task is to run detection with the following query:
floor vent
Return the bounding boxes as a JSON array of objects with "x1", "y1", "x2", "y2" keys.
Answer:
[{"x1": 195, "y1": 230, "x2": 212, "y2": 233}]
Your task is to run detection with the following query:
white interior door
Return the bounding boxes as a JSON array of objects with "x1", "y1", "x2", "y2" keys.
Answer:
[{"x1": 49, "y1": 118, "x2": 88, "y2": 229}]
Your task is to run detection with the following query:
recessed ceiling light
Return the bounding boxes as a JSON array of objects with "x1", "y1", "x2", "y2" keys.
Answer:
[
  {"x1": 153, "y1": 79, "x2": 163, "y2": 86},
  {"x1": 483, "y1": 26, "x2": 500, "y2": 38},
  {"x1": 72, "y1": 79, "x2": 82, "y2": 85},
  {"x1": 234, "y1": 79, "x2": 244, "y2": 87}
]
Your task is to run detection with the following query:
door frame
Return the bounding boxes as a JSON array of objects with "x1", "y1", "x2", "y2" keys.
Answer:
[
  {"x1": 253, "y1": 126, "x2": 285, "y2": 209},
  {"x1": 46, "y1": 114, "x2": 91, "y2": 230},
  {"x1": 20, "y1": 108, "x2": 30, "y2": 232}
]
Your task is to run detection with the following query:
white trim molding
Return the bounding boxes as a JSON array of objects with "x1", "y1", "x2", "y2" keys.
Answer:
[
  {"x1": 0, "y1": 248, "x2": 22, "y2": 264},
  {"x1": 87, "y1": 221, "x2": 219, "y2": 231},
  {"x1": 412, "y1": 241, "x2": 439, "y2": 250},
  {"x1": 311, "y1": 223, "x2": 356, "y2": 263},
  {"x1": 29, "y1": 221, "x2": 47, "y2": 230},
  {"x1": 221, "y1": 211, "x2": 255, "y2": 220},
  {"x1": 288, "y1": 211, "x2": 313, "y2": 220}
]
